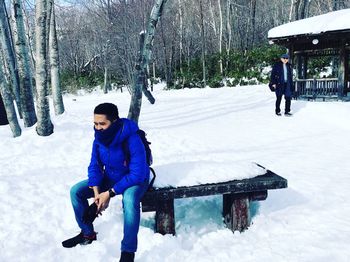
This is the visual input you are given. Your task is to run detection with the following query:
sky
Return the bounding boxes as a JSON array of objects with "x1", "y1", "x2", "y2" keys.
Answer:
[{"x1": 1, "y1": 83, "x2": 350, "y2": 261}]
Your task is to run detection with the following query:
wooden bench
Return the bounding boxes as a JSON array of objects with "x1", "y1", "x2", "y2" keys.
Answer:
[{"x1": 141, "y1": 167, "x2": 287, "y2": 235}]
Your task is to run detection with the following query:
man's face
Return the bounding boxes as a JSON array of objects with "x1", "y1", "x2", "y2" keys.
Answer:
[
  {"x1": 281, "y1": 57, "x2": 289, "y2": 64},
  {"x1": 94, "y1": 114, "x2": 112, "y2": 130}
]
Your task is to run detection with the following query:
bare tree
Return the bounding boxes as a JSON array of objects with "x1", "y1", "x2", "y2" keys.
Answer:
[
  {"x1": 12, "y1": 0, "x2": 37, "y2": 127},
  {"x1": 198, "y1": 0, "x2": 206, "y2": 87},
  {"x1": 128, "y1": 0, "x2": 167, "y2": 123},
  {"x1": 35, "y1": 0, "x2": 53, "y2": 136},
  {"x1": 0, "y1": 0, "x2": 22, "y2": 118},
  {"x1": 0, "y1": 59, "x2": 21, "y2": 137},
  {"x1": 49, "y1": 0, "x2": 64, "y2": 115},
  {"x1": 218, "y1": 0, "x2": 223, "y2": 75}
]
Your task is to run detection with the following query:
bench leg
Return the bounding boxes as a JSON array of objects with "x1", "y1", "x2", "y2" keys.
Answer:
[
  {"x1": 223, "y1": 194, "x2": 251, "y2": 232},
  {"x1": 155, "y1": 199, "x2": 175, "y2": 235}
]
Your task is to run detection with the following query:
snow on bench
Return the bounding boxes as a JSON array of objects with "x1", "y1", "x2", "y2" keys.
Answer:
[{"x1": 141, "y1": 164, "x2": 288, "y2": 235}]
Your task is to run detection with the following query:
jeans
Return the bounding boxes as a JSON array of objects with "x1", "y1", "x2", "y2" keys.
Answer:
[{"x1": 70, "y1": 178, "x2": 149, "y2": 252}]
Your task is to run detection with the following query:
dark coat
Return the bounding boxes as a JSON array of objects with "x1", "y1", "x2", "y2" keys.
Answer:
[
  {"x1": 270, "y1": 61, "x2": 293, "y2": 97},
  {"x1": 0, "y1": 94, "x2": 9, "y2": 125},
  {"x1": 88, "y1": 118, "x2": 150, "y2": 195}
]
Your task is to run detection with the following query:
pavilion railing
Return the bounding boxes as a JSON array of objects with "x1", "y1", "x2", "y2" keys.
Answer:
[{"x1": 294, "y1": 78, "x2": 339, "y2": 99}]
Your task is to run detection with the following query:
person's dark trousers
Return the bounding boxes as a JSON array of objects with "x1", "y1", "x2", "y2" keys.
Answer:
[
  {"x1": 285, "y1": 97, "x2": 291, "y2": 113},
  {"x1": 275, "y1": 94, "x2": 283, "y2": 114},
  {"x1": 275, "y1": 83, "x2": 291, "y2": 114}
]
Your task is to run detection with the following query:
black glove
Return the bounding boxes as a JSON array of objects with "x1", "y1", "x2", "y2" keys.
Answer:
[{"x1": 82, "y1": 202, "x2": 98, "y2": 224}]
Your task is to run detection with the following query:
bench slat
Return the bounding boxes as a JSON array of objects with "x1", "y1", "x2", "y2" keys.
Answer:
[{"x1": 142, "y1": 170, "x2": 287, "y2": 204}]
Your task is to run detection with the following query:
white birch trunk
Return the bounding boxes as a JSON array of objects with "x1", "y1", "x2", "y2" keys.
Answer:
[
  {"x1": 13, "y1": 0, "x2": 37, "y2": 127},
  {"x1": 225, "y1": 0, "x2": 231, "y2": 73},
  {"x1": 0, "y1": 0, "x2": 22, "y2": 118},
  {"x1": 49, "y1": 1, "x2": 64, "y2": 115},
  {"x1": 35, "y1": 0, "x2": 53, "y2": 136},
  {"x1": 128, "y1": 0, "x2": 166, "y2": 123},
  {"x1": 289, "y1": 0, "x2": 294, "y2": 22},
  {"x1": 178, "y1": 0, "x2": 184, "y2": 88},
  {"x1": 103, "y1": 66, "x2": 111, "y2": 94},
  {"x1": 22, "y1": 6, "x2": 36, "y2": 71},
  {"x1": 0, "y1": 59, "x2": 21, "y2": 137},
  {"x1": 199, "y1": 0, "x2": 206, "y2": 87},
  {"x1": 218, "y1": 0, "x2": 223, "y2": 75}
]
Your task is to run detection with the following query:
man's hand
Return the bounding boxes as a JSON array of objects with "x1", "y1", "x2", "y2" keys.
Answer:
[{"x1": 95, "y1": 191, "x2": 110, "y2": 213}]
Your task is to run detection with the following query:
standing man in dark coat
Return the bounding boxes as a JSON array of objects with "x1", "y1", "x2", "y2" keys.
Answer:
[{"x1": 270, "y1": 53, "x2": 293, "y2": 116}]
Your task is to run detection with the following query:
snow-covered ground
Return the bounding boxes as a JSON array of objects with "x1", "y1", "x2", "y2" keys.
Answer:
[{"x1": 1, "y1": 84, "x2": 350, "y2": 261}]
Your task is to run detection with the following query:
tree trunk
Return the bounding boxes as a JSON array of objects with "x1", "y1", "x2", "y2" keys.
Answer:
[
  {"x1": 218, "y1": 0, "x2": 223, "y2": 75},
  {"x1": 21, "y1": 5, "x2": 36, "y2": 73},
  {"x1": 225, "y1": 0, "x2": 232, "y2": 75},
  {"x1": 0, "y1": 0, "x2": 22, "y2": 118},
  {"x1": 49, "y1": 0, "x2": 64, "y2": 115},
  {"x1": 103, "y1": 66, "x2": 111, "y2": 94},
  {"x1": 128, "y1": 0, "x2": 166, "y2": 123},
  {"x1": 13, "y1": 0, "x2": 37, "y2": 127},
  {"x1": 35, "y1": 0, "x2": 53, "y2": 136},
  {"x1": 250, "y1": 0, "x2": 257, "y2": 47},
  {"x1": 289, "y1": 0, "x2": 294, "y2": 22},
  {"x1": 0, "y1": 59, "x2": 21, "y2": 136},
  {"x1": 128, "y1": 32, "x2": 144, "y2": 123},
  {"x1": 140, "y1": 0, "x2": 166, "y2": 98},
  {"x1": 198, "y1": 0, "x2": 206, "y2": 87},
  {"x1": 178, "y1": 0, "x2": 184, "y2": 87}
]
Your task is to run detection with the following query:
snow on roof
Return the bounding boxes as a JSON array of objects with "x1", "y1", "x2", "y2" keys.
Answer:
[{"x1": 268, "y1": 8, "x2": 350, "y2": 39}]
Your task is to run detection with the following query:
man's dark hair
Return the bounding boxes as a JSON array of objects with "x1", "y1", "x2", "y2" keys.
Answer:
[{"x1": 94, "y1": 103, "x2": 119, "y2": 122}]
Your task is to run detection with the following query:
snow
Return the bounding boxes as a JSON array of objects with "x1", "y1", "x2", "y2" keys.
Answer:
[
  {"x1": 268, "y1": 8, "x2": 350, "y2": 39},
  {"x1": 1, "y1": 84, "x2": 350, "y2": 261}
]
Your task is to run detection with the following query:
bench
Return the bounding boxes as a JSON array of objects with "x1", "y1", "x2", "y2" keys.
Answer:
[{"x1": 141, "y1": 167, "x2": 287, "y2": 235}]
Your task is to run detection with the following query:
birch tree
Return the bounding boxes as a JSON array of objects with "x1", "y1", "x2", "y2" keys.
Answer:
[
  {"x1": 128, "y1": 0, "x2": 167, "y2": 123},
  {"x1": 49, "y1": 0, "x2": 64, "y2": 115},
  {"x1": 13, "y1": 0, "x2": 37, "y2": 127},
  {"x1": 218, "y1": 0, "x2": 223, "y2": 75},
  {"x1": 35, "y1": 0, "x2": 53, "y2": 136},
  {"x1": 0, "y1": 0, "x2": 22, "y2": 118},
  {"x1": 0, "y1": 59, "x2": 21, "y2": 137},
  {"x1": 198, "y1": 0, "x2": 206, "y2": 87}
]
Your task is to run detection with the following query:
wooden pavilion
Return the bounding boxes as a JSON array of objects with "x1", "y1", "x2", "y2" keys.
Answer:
[{"x1": 268, "y1": 9, "x2": 350, "y2": 100}]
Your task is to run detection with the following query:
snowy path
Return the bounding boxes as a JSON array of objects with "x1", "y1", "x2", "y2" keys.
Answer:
[{"x1": 1, "y1": 85, "x2": 349, "y2": 261}]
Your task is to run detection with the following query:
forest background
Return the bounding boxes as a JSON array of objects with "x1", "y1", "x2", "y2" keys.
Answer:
[
  {"x1": 1, "y1": 0, "x2": 350, "y2": 138},
  {"x1": 16, "y1": 0, "x2": 350, "y2": 92}
]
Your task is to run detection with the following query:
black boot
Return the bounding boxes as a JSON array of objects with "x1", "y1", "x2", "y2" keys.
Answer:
[
  {"x1": 119, "y1": 251, "x2": 135, "y2": 262},
  {"x1": 62, "y1": 232, "x2": 97, "y2": 248}
]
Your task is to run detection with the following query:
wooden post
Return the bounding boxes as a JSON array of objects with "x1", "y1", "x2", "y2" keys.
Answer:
[
  {"x1": 223, "y1": 193, "x2": 251, "y2": 232},
  {"x1": 303, "y1": 54, "x2": 308, "y2": 80},
  {"x1": 338, "y1": 43, "x2": 346, "y2": 98},
  {"x1": 296, "y1": 54, "x2": 303, "y2": 79},
  {"x1": 155, "y1": 199, "x2": 175, "y2": 235},
  {"x1": 344, "y1": 50, "x2": 349, "y2": 95}
]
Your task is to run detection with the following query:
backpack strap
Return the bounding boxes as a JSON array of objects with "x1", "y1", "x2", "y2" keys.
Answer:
[{"x1": 148, "y1": 167, "x2": 156, "y2": 191}]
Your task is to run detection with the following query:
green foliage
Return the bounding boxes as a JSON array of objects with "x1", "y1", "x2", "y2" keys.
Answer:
[
  {"x1": 60, "y1": 71, "x2": 124, "y2": 94},
  {"x1": 172, "y1": 44, "x2": 285, "y2": 89},
  {"x1": 307, "y1": 56, "x2": 336, "y2": 78}
]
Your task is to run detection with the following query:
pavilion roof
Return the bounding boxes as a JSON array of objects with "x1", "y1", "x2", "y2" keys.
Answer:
[{"x1": 268, "y1": 8, "x2": 350, "y2": 40}]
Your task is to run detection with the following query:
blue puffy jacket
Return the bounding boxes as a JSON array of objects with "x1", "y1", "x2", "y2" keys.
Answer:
[
  {"x1": 87, "y1": 118, "x2": 150, "y2": 195},
  {"x1": 270, "y1": 61, "x2": 293, "y2": 97}
]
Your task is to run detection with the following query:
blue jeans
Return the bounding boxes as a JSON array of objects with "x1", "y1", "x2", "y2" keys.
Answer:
[{"x1": 70, "y1": 178, "x2": 149, "y2": 252}]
